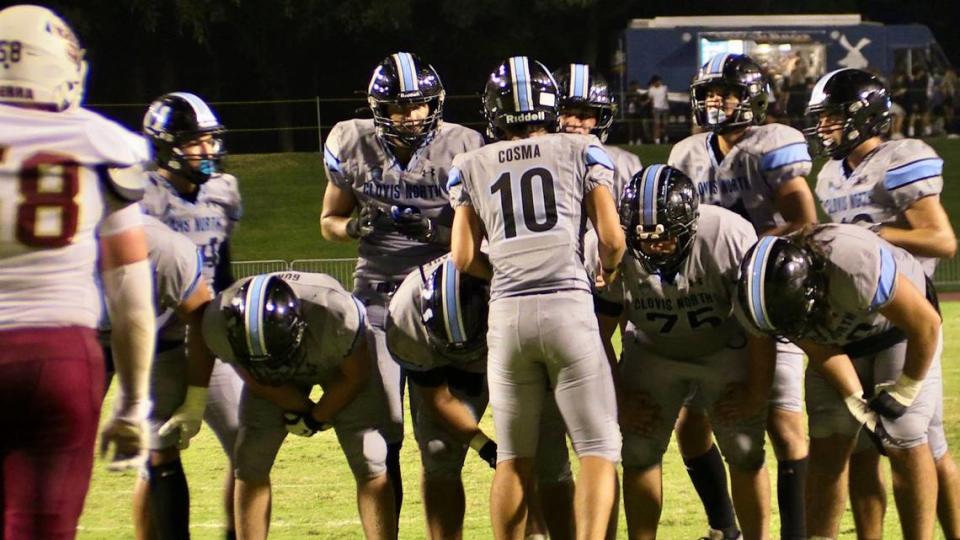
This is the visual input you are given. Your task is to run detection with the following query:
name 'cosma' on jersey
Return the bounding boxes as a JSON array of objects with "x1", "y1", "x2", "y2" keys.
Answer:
[{"x1": 498, "y1": 143, "x2": 542, "y2": 163}]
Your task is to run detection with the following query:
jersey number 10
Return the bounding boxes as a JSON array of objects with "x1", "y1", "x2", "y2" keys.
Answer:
[{"x1": 491, "y1": 167, "x2": 558, "y2": 239}]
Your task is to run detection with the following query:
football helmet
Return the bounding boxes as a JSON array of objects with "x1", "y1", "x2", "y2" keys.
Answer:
[
  {"x1": 143, "y1": 92, "x2": 226, "y2": 185},
  {"x1": 690, "y1": 53, "x2": 769, "y2": 132},
  {"x1": 737, "y1": 235, "x2": 827, "y2": 341},
  {"x1": 420, "y1": 259, "x2": 489, "y2": 357},
  {"x1": 368, "y1": 51, "x2": 445, "y2": 151},
  {"x1": 0, "y1": 5, "x2": 87, "y2": 111},
  {"x1": 804, "y1": 68, "x2": 892, "y2": 159},
  {"x1": 553, "y1": 63, "x2": 615, "y2": 142},
  {"x1": 619, "y1": 164, "x2": 699, "y2": 276},
  {"x1": 483, "y1": 56, "x2": 559, "y2": 140},
  {"x1": 224, "y1": 275, "x2": 307, "y2": 385}
]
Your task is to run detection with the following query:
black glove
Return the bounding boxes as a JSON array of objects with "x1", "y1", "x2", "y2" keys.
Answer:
[
  {"x1": 869, "y1": 390, "x2": 908, "y2": 419},
  {"x1": 283, "y1": 411, "x2": 332, "y2": 437},
  {"x1": 390, "y1": 205, "x2": 434, "y2": 242},
  {"x1": 478, "y1": 440, "x2": 498, "y2": 469},
  {"x1": 346, "y1": 205, "x2": 379, "y2": 239}
]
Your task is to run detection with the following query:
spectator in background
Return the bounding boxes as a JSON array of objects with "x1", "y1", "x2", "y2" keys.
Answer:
[
  {"x1": 939, "y1": 67, "x2": 958, "y2": 135},
  {"x1": 907, "y1": 66, "x2": 930, "y2": 137},
  {"x1": 889, "y1": 70, "x2": 909, "y2": 139},
  {"x1": 785, "y1": 65, "x2": 810, "y2": 127},
  {"x1": 648, "y1": 75, "x2": 670, "y2": 144},
  {"x1": 625, "y1": 79, "x2": 645, "y2": 145}
]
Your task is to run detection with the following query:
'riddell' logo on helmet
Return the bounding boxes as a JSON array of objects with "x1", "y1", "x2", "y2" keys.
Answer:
[{"x1": 503, "y1": 110, "x2": 546, "y2": 124}]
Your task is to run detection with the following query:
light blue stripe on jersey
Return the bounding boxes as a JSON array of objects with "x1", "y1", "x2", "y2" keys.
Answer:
[
  {"x1": 641, "y1": 164, "x2": 663, "y2": 226},
  {"x1": 760, "y1": 142, "x2": 811, "y2": 171},
  {"x1": 323, "y1": 146, "x2": 342, "y2": 173},
  {"x1": 180, "y1": 249, "x2": 205, "y2": 301},
  {"x1": 396, "y1": 52, "x2": 416, "y2": 92},
  {"x1": 446, "y1": 167, "x2": 462, "y2": 189},
  {"x1": 884, "y1": 158, "x2": 943, "y2": 190},
  {"x1": 871, "y1": 244, "x2": 898, "y2": 309},
  {"x1": 748, "y1": 237, "x2": 777, "y2": 332},
  {"x1": 512, "y1": 57, "x2": 531, "y2": 112},
  {"x1": 443, "y1": 260, "x2": 464, "y2": 343},
  {"x1": 573, "y1": 64, "x2": 587, "y2": 98},
  {"x1": 585, "y1": 145, "x2": 614, "y2": 170},
  {"x1": 246, "y1": 276, "x2": 271, "y2": 357}
]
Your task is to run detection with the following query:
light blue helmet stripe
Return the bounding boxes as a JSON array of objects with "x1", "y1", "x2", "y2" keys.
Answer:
[
  {"x1": 169, "y1": 91, "x2": 219, "y2": 128},
  {"x1": 245, "y1": 275, "x2": 271, "y2": 357},
  {"x1": 641, "y1": 164, "x2": 664, "y2": 227},
  {"x1": 442, "y1": 260, "x2": 465, "y2": 343},
  {"x1": 573, "y1": 64, "x2": 588, "y2": 98},
  {"x1": 709, "y1": 53, "x2": 728, "y2": 74},
  {"x1": 511, "y1": 56, "x2": 531, "y2": 112},
  {"x1": 393, "y1": 52, "x2": 417, "y2": 93},
  {"x1": 747, "y1": 237, "x2": 778, "y2": 332}
]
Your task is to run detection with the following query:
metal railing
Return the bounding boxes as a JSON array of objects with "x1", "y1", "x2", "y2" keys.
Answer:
[{"x1": 233, "y1": 256, "x2": 960, "y2": 292}]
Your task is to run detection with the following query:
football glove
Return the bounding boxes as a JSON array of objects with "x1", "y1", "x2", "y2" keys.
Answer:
[
  {"x1": 469, "y1": 432, "x2": 498, "y2": 469},
  {"x1": 845, "y1": 392, "x2": 898, "y2": 455},
  {"x1": 869, "y1": 374, "x2": 922, "y2": 419},
  {"x1": 100, "y1": 414, "x2": 147, "y2": 472},
  {"x1": 158, "y1": 386, "x2": 209, "y2": 449},
  {"x1": 346, "y1": 205, "x2": 379, "y2": 239},
  {"x1": 390, "y1": 205, "x2": 434, "y2": 242},
  {"x1": 283, "y1": 411, "x2": 332, "y2": 437}
]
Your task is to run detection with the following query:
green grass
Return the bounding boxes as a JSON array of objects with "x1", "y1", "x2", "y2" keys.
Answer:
[{"x1": 79, "y1": 142, "x2": 960, "y2": 538}]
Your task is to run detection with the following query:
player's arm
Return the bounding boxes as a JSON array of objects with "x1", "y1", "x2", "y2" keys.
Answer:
[
  {"x1": 878, "y1": 195, "x2": 957, "y2": 258},
  {"x1": 213, "y1": 240, "x2": 235, "y2": 293},
  {"x1": 597, "y1": 310, "x2": 626, "y2": 402},
  {"x1": 414, "y1": 376, "x2": 498, "y2": 468},
  {"x1": 99, "y1": 204, "x2": 156, "y2": 457},
  {"x1": 320, "y1": 181, "x2": 361, "y2": 242},
  {"x1": 232, "y1": 365, "x2": 314, "y2": 411},
  {"x1": 715, "y1": 334, "x2": 776, "y2": 422},
  {"x1": 585, "y1": 185, "x2": 626, "y2": 283},
  {"x1": 306, "y1": 338, "x2": 372, "y2": 426},
  {"x1": 451, "y1": 205, "x2": 492, "y2": 281},
  {"x1": 766, "y1": 177, "x2": 818, "y2": 236}
]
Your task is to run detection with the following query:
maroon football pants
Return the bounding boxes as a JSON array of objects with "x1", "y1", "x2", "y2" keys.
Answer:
[{"x1": 0, "y1": 327, "x2": 104, "y2": 540}]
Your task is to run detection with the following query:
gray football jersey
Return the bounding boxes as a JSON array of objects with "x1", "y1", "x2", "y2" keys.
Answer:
[
  {"x1": 140, "y1": 171, "x2": 242, "y2": 288},
  {"x1": 384, "y1": 255, "x2": 486, "y2": 373},
  {"x1": 324, "y1": 119, "x2": 484, "y2": 282},
  {"x1": 801, "y1": 224, "x2": 926, "y2": 348},
  {"x1": 815, "y1": 138, "x2": 943, "y2": 276},
  {"x1": 605, "y1": 145, "x2": 643, "y2": 204},
  {"x1": 668, "y1": 123, "x2": 812, "y2": 233},
  {"x1": 449, "y1": 133, "x2": 615, "y2": 300},
  {"x1": 143, "y1": 216, "x2": 204, "y2": 341},
  {"x1": 203, "y1": 272, "x2": 365, "y2": 385},
  {"x1": 599, "y1": 205, "x2": 758, "y2": 359}
]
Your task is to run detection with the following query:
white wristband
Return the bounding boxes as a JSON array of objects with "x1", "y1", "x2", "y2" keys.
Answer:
[{"x1": 469, "y1": 432, "x2": 492, "y2": 452}]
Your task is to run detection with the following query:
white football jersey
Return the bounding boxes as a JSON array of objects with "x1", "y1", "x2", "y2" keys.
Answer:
[{"x1": 0, "y1": 103, "x2": 148, "y2": 329}]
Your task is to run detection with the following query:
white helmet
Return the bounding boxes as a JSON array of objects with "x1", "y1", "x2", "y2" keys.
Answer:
[{"x1": 0, "y1": 5, "x2": 87, "y2": 111}]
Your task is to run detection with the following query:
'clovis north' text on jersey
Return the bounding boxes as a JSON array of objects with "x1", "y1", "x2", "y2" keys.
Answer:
[
  {"x1": 0, "y1": 104, "x2": 148, "y2": 329},
  {"x1": 597, "y1": 205, "x2": 757, "y2": 359},
  {"x1": 815, "y1": 138, "x2": 943, "y2": 276},
  {"x1": 324, "y1": 119, "x2": 484, "y2": 282},
  {"x1": 449, "y1": 133, "x2": 615, "y2": 300},
  {"x1": 668, "y1": 123, "x2": 811, "y2": 233}
]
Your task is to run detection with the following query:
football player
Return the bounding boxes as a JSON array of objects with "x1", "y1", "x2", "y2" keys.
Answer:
[
  {"x1": 320, "y1": 51, "x2": 484, "y2": 521},
  {"x1": 806, "y1": 68, "x2": 959, "y2": 539},
  {"x1": 0, "y1": 5, "x2": 155, "y2": 538},
  {"x1": 141, "y1": 91, "x2": 244, "y2": 539},
  {"x1": 553, "y1": 63, "x2": 643, "y2": 201},
  {"x1": 598, "y1": 165, "x2": 774, "y2": 540},
  {"x1": 386, "y1": 256, "x2": 575, "y2": 539},
  {"x1": 668, "y1": 53, "x2": 816, "y2": 540},
  {"x1": 202, "y1": 272, "x2": 395, "y2": 539},
  {"x1": 737, "y1": 226, "x2": 944, "y2": 540},
  {"x1": 450, "y1": 56, "x2": 624, "y2": 539},
  {"x1": 101, "y1": 216, "x2": 214, "y2": 540}
]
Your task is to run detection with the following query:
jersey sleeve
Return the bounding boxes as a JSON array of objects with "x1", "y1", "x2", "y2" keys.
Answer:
[
  {"x1": 149, "y1": 221, "x2": 205, "y2": 311},
  {"x1": 758, "y1": 126, "x2": 812, "y2": 189},
  {"x1": 311, "y1": 286, "x2": 367, "y2": 360},
  {"x1": 583, "y1": 140, "x2": 615, "y2": 193},
  {"x1": 447, "y1": 154, "x2": 472, "y2": 208},
  {"x1": 323, "y1": 121, "x2": 354, "y2": 189},
  {"x1": 223, "y1": 174, "x2": 243, "y2": 222},
  {"x1": 883, "y1": 139, "x2": 944, "y2": 212},
  {"x1": 825, "y1": 228, "x2": 899, "y2": 312}
]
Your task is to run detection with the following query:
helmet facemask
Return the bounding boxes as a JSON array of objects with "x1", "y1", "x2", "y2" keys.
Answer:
[
  {"x1": 369, "y1": 94, "x2": 445, "y2": 151},
  {"x1": 691, "y1": 80, "x2": 767, "y2": 133},
  {"x1": 804, "y1": 99, "x2": 891, "y2": 160}
]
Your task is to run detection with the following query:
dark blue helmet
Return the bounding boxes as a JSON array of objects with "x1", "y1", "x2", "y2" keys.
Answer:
[
  {"x1": 483, "y1": 56, "x2": 559, "y2": 140},
  {"x1": 420, "y1": 258, "x2": 489, "y2": 357},
  {"x1": 367, "y1": 52, "x2": 445, "y2": 151},
  {"x1": 737, "y1": 235, "x2": 826, "y2": 341},
  {"x1": 690, "y1": 54, "x2": 769, "y2": 132},
  {"x1": 804, "y1": 68, "x2": 891, "y2": 159},
  {"x1": 143, "y1": 92, "x2": 226, "y2": 185},
  {"x1": 224, "y1": 275, "x2": 307, "y2": 385},
  {"x1": 553, "y1": 63, "x2": 615, "y2": 143},
  {"x1": 619, "y1": 164, "x2": 699, "y2": 276}
]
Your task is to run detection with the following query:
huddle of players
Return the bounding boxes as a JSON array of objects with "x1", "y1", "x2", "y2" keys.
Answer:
[{"x1": 0, "y1": 5, "x2": 955, "y2": 540}]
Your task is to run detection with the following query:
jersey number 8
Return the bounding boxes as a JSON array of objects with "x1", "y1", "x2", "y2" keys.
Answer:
[{"x1": 5, "y1": 151, "x2": 80, "y2": 248}]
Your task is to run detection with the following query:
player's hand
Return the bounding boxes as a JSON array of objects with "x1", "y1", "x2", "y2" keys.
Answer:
[
  {"x1": 869, "y1": 374, "x2": 922, "y2": 419},
  {"x1": 390, "y1": 205, "x2": 434, "y2": 241},
  {"x1": 469, "y1": 432, "x2": 498, "y2": 469},
  {"x1": 845, "y1": 392, "x2": 898, "y2": 455},
  {"x1": 714, "y1": 383, "x2": 765, "y2": 424},
  {"x1": 283, "y1": 411, "x2": 332, "y2": 437},
  {"x1": 619, "y1": 392, "x2": 660, "y2": 435},
  {"x1": 158, "y1": 386, "x2": 209, "y2": 450},
  {"x1": 100, "y1": 416, "x2": 146, "y2": 472},
  {"x1": 346, "y1": 205, "x2": 380, "y2": 239}
]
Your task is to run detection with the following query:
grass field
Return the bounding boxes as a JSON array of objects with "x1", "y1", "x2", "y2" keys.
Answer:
[{"x1": 79, "y1": 141, "x2": 960, "y2": 538}]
